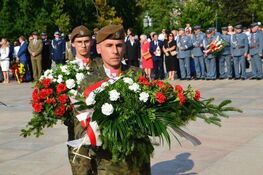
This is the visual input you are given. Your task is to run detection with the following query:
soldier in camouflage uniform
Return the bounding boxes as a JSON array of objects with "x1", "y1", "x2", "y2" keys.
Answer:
[
  {"x1": 65, "y1": 25, "x2": 97, "y2": 175},
  {"x1": 78, "y1": 24, "x2": 151, "y2": 175}
]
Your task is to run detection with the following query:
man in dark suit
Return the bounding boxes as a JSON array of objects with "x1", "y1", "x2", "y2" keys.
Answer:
[
  {"x1": 150, "y1": 33, "x2": 164, "y2": 79},
  {"x1": 41, "y1": 32, "x2": 52, "y2": 71},
  {"x1": 125, "y1": 33, "x2": 140, "y2": 67}
]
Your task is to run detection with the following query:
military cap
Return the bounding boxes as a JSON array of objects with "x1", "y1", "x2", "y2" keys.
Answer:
[
  {"x1": 234, "y1": 24, "x2": 242, "y2": 29},
  {"x1": 41, "y1": 32, "x2": 47, "y2": 36},
  {"x1": 70, "y1": 25, "x2": 91, "y2": 42},
  {"x1": 54, "y1": 31, "x2": 60, "y2": 35},
  {"x1": 32, "y1": 31, "x2": 38, "y2": 35},
  {"x1": 194, "y1": 25, "x2": 201, "y2": 30},
  {"x1": 221, "y1": 27, "x2": 228, "y2": 31},
  {"x1": 250, "y1": 22, "x2": 258, "y2": 28},
  {"x1": 206, "y1": 29, "x2": 213, "y2": 34},
  {"x1": 96, "y1": 24, "x2": 125, "y2": 44}
]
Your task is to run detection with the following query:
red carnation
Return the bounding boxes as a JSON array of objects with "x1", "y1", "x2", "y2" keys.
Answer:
[
  {"x1": 56, "y1": 83, "x2": 67, "y2": 94},
  {"x1": 39, "y1": 89, "x2": 48, "y2": 99},
  {"x1": 46, "y1": 98, "x2": 56, "y2": 104},
  {"x1": 138, "y1": 76, "x2": 151, "y2": 86},
  {"x1": 32, "y1": 88, "x2": 40, "y2": 102},
  {"x1": 152, "y1": 80, "x2": 166, "y2": 89},
  {"x1": 194, "y1": 90, "x2": 201, "y2": 101},
  {"x1": 175, "y1": 85, "x2": 184, "y2": 93},
  {"x1": 55, "y1": 105, "x2": 66, "y2": 117},
  {"x1": 32, "y1": 102, "x2": 43, "y2": 113},
  {"x1": 155, "y1": 92, "x2": 167, "y2": 104},
  {"x1": 41, "y1": 78, "x2": 51, "y2": 88},
  {"x1": 177, "y1": 93, "x2": 186, "y2": 105},
  {"x1": 58, "y1": 94, "x2": 69, "y2": 104}
]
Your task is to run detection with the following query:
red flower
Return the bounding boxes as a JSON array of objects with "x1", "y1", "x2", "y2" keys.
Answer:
[
  {"x1": 55, "y1": 105, "x2": 66, "y2": 117},
  {"x1": 41, "y1": 78, "x2": 51, "y2": 88},
  {"x1": 175, "y1": 85, "x2": 184, "y2": 93},
  {"x1": 58, "y1": 94, "x2": 69, "y2": 104},
  {"x1": 39, "y1": 89, "x2": 53, "y2": 99},
  {"x1": 155, "y1": 92, "x2": 167, "y2": 104},
  {"x1": 152, "y1": 80, "x2": 166, "y2": 89},
  {"x1": 56, "y1": 83, "x2": 67, "y2": 94},
  {"x1": 32, "y1": 102, "x2": 43, "y2": 113},
  {"x1": 194, "y1": 90, "x2": 201, "y2": 101},
  {"x1": 46, "y1": 98, "x2": 56, "y2": 104},
  {"x1": 177, "y1": 93, "x2": 186, "y2": 105},
  {"x1": 138, "y1": 76, "x2": 151, "y2": 86},
  {"x1": 32, "y1": 88, "x2": 40, "y2": 102}
]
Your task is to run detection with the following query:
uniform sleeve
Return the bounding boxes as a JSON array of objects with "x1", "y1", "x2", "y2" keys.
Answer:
[
  {"x1": 230, "y1": 35, "x2": 234, "y2": 55},
  {"x1": 244, "y1": 34, "x2": 249, "y2": 54}
]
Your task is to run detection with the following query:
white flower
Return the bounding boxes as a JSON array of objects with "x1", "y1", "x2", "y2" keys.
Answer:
[
  {"x1": 47, "y1": 74, "x2": 53, "y2": 80},
  {"x1": 139, "y1": 92, "x2": 149, "y2": 102},
  {"x1": 58, "y1": 75, "x2": 63, "y2": 79},
  {"x1": 101, "y1": 103, "x2": 114, "y2": 116},
  {"x1": 44, "y1": 69, "x2": 52, "y2": 77},
  {"x1": 69, "y1": 89, "x2": 78, "y2": 96},
  {"x1": 39, "y1": 76, "x2": 44, "y2": 80},
  {"x1": 52, "y1": 78, "x2": 57, "y2": 82},
  {"x1": 76, "y1": 73, "x2": 85, "y2": 84},
  {"x1": 57, "y1": 78, "x2": 63, "y2": 83},
  {"x1": 109, "y1": 90, "x2": 120, "y2": 101},
  {"x1": 129, "y1": 83, "x2": 141, "y2": 92},
  {"x1": 61, "y1": 65, "x2": 68, "y2": 73},
  {"x1": 66, "y1": 79, "x2": 75, "y2": 89},
  {"x1": 85, "y1": 92, "x2": 96, "y2": 106},
  {"x1": 123, "y1": 77, "x2": 134, "y2": 85}
]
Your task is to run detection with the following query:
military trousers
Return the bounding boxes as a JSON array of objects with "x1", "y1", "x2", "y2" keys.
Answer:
[
  {"x1": 193, "y1": 55, "x2": 205, "y2": 78},
  {"x1": 205, "y1": 57, "x2": 216, "y2": 79},
  {"x1": 233, "y1": 56, "x2": 246, "y2": 78},
  {"x1": 250, "y1": 54, "x2": 263, "y2": 78},
  {"x1": 30, "y1": 57, "x2": 42, "y2": 80},
  {"x1": 223, "y1": 55, "x2": 233, "y2": 78},
  {"x1": 179, "y1": 57, "x2": 191, "y2": 79},
  {"x1": 219, "y1": 55, "x2": 231, "y2": 78}
]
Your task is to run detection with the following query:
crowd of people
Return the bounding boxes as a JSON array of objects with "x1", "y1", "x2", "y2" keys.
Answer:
[
  {"x1": 125, "y1": 22, "x2": 263, "y2": 81},
  {"x1": 0, "y1": 22, "x2": 263, "y2": 84}
]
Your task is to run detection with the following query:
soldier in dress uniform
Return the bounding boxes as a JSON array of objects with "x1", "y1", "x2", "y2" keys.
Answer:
[
  {"x1": 219, "y1": 27, "x2": 232, "y2": 79},
  {"x1": 191, "y1": 25, "x2": 205, "y2": 79},
  {"x1": 51, "y1": 31, "x2": 66, "y2": 65},
  {"x1": 41, "y1": 32, "x2": 52, "y2": 71},
  {"x1": 176, "y1": 28, "x2": 193, "y2": 80},
  {"x1": 230, "y1": 24, "x2": 249, "y2": 80},
  {"x1": 248, "y1": 23, "x2": 263, "y2": 80},
  {"x1": 203, "y1": 29, "x2": 217, "y2": 80}
]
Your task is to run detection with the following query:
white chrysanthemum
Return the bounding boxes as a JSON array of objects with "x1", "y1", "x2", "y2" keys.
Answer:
[
  {"x1": 69, "y1": 89, "x2": 78, "y2": 96},
  {"x1": 61, "y1": 65, "x2": 68, "y2": 73},
  {"x1": 139, "y1": 92, "x2": 149, "y2": 102},
  {"x1": 129, "y1": 83, "x2": 141, "y2": 92},
  {"x1": 76, "y1": 73, "x2": 85, "y2": 84},
  {"x1": 57, "y1": 78, "x2": 63, "y2": 83},
  {"x1": 101, "y1": 103, "x2": 114, "y2": 116},
  {"x1": 66, "y1": 79, "x2": 75, "y2": 89},
  {"x1": 109, "y1": 90, "x2": 120, "y2": 101},
  {"x1": 85, "y1": 92, "x2": 96, "y2": 106},
  {"x1": 123, "y1": 77, "x2": 134, "y2": 85}
]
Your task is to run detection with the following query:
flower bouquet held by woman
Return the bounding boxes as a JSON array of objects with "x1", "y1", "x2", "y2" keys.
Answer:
[
  {"x1": 72, "y1": 70, "x2": 241, "y2": 167},
  {"x1": 21, "y1": 60, "x2": 91, "y2": 137}
]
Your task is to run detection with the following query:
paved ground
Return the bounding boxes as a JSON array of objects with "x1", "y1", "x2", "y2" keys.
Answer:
[{"x1": 0, "y1": 79, "x2": 263, "y2": 175}]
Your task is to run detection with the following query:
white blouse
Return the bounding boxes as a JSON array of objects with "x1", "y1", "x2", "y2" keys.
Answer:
[{"x1": 0, "y1": 47, "x2": 10, "y2": 61}]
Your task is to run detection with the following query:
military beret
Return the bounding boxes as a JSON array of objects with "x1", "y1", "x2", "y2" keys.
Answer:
[
  {"x1": 71, "y1": 25, "x2": 91, "y2": 42},
  {"x1": 96, "y1": 24, "x2": 125, "y2": 44},
  {"x1": 234, "y1": 24, "x2": 242, "y2": 29},
  {"x1": 54, "y1": 31, "x2": 60, "y2": 35},
  {"x1": 194, "y1": 25, "x2": 201, "y2": 30},
  {"x1": 41, "y1": 32, "x2": 47, "y2": 36},
  {"x1": 32, "y1": 31, "x2": 38, "y2": 35},
  {"x1": 221, "y1": 27, "x2": 228, "y2": 31},
  {"x1": 250, "y1": 22, "x2": 258, "y2": 28}
]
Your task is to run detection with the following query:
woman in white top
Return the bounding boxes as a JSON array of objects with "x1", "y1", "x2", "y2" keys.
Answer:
[{"x1": 0, "y1": 38, "x2": 10, "y2": 83}]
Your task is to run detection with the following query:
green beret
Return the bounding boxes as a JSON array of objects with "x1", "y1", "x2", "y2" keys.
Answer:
[
  {"x1": 71, "y1": 25, "x2": 91, "y2": 42},
  {"x1": 96, "y1": 24, "x2": 125, "y2": 44}
]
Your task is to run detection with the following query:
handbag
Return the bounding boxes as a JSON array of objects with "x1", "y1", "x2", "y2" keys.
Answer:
[{"x1": 143, "y1": 51, "x2": 152, "y2": 60}]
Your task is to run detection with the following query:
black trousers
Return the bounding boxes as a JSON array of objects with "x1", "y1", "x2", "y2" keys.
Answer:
[{"x1": 153, "y1": 56, "x2": 164, "y2": 79}]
